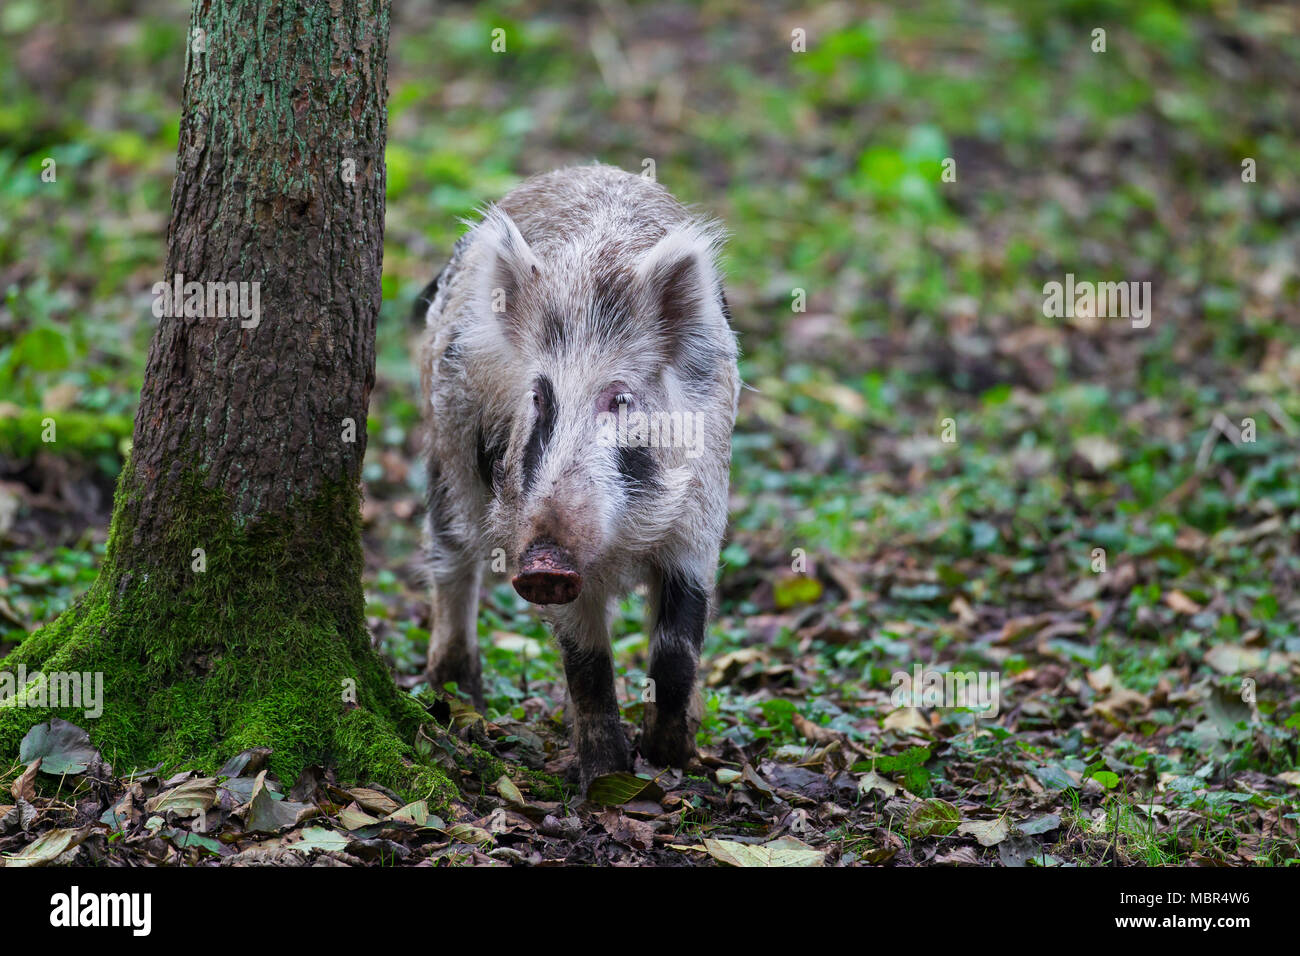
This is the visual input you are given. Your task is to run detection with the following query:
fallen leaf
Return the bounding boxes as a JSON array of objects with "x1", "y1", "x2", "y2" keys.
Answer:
[
  {"x1": 218, "y1": 747, "x2": 273, "y2": 778},
  {"x1": 165, "y1": 829, "x2": 223, "y2": 855},
  {"x1": 857, "y1": 845, "x2": 899, "y2": 864},
  {"x1": 247, "y1": 770, "x2": 314, "y2": 833},
  {"x1": 1086, "y1": 664, "x2": 1115, "y2": 693},
  {"x1": 597, "y1": 810, "x2": 655, "y2": 849},
  {"x1": 11, "y1": 759, "x2": 40, "y2": 802},
  {"x1": 958, "y1": 816, "x2": 1010, "y2": 846},
  {"x1": 998, "y1": 833, "x2": 1041, "y2": 867},
  {"x1": 907, "y1": 799, "x2": 961, "y2": 839},
  {"x1": 290, "y1": 827, "x2": 351, "y2": 854},
  {"x1": 1074, "y1": 435, "x2": 1121, "y2": 473},
  {"x1": 1089, "y1": 686, "x2": 1150, "y2": 723},
  {"x1": 857, "y1": 772, "x2": 898, "y2": 799},
  {"x1": 1204, "y1": 644, "x2": 1265, "y2": 675},
  {"x1": 1018, "y1": 813, "x2": 1061, "y2": 836},
  {"x1": 1163, "y1": 590, "x2": 1203, "y2": 615},
  {"x1": 584, "y1": 772, "x2": 651, "y2": 806},
  {"x1": 18, "y1": 720, "x2": 101, "y2": 775},
  {"x1": 883, "y1": 708, "x2": 930, "y2": 734},
  {"x1": 773, "y1": 574, "x2": 823, "y2": 609},
  {"x1": 792, "y1": 711, "x2": 839, "y2": 746},
  {"x1": 444, "y1": 822, "x2": 493, "y2": 846},
  {"x1": 703, "y1": 836, "x2": 825, "y2": 867},
  {"x1": 741, "y1": 764, "x2": 775, "y2": 796},
  {"x1": 935, "y1": 845, "x2": 981, "y2": 865},
  {"x1": 347, "y1": 787, "x2": 401, "y2": 816},
  {"x1": 386, "y1": 801, "x2": 430, "y2": 827},
  {"x1": 338, "y1": 804, "x2": 382, "y2": 831},
  {"x1": 2, "y1": 827, "x2": 89, "y2": 866},
  {"x1": 145, "y1": 777, "x2": 217, "y2": 816},
  {"x1": 494, "y1": 775, "x2": 526, "y2": 807}
]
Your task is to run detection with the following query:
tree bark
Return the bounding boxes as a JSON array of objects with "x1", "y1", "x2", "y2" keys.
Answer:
[
  {"x1": 138, "y1": 0, "x2": 385, "y2": 537},
  {"x1": 0, "y1": 0, "x2": 449, "y2": 801}
]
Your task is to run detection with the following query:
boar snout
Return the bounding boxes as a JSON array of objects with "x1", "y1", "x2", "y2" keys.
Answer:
[{"x1": 512, "y1": 541, "x2": 583, "y2": 605}]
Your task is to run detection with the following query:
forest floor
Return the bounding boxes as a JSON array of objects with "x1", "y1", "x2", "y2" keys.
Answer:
[{"x1": 1, "y1": 1, "x2": 1299, "y2": 865}]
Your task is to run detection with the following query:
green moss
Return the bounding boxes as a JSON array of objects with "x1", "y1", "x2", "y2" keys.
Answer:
[
  {"x1": 0, "y1": 457, "x2": 455, "y2": 804},
  {"x1": 334, "y1": 708, "x2": 456, "y2": 811},
  {"x1": 461, "y1": 744, "x2": 509, "y2": 794},
  {"x1": 460, "y1": 741, "x2": 570, "y2": 804},
  {"x1": 518, "y1": 767, "x2": 570, "y2": 803}
]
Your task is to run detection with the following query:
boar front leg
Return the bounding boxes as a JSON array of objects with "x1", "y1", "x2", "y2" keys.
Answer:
[
  {"x1": 427, "y1": 566, "x2": 485, "y2": 708},
  {"x1": 423, "y1": 458, "x2": 486, "y2": 708},
  {"x1": 641, "y1": 565, "x2": 710, "y2": 768},
  {"x1": 555, "y1": 598, "x2": 631, "y2": 790}
]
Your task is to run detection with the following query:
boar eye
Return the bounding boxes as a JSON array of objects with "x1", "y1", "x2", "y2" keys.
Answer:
[
  {"x1": 609, "y1": 392, "x2": 633, "y2": 414},
  {"x1": 530, "y1": 389, "x2": 541, "y2": 410}
]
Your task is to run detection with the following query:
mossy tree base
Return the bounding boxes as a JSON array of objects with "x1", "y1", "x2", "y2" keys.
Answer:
[
  {"x1": 0, "y1": 462, "x2": 455, "y2": 807},
  {"x1": 0, "y1": 0, "x2": 456, "y2": 805}
]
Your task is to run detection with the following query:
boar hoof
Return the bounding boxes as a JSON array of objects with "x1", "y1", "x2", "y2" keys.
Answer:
[
  {"x1": 577, "y1": 727, "x2": 632, "y2": 792},
  {"x1": 580, "y1": 754, "x2": 631, "y2": 794},
  {"x1": 639, "y1": 724, "x2": 695, "y2": 769},
  {"x1": 427, "y1": 657, "x2": 485, "y2": 710}
]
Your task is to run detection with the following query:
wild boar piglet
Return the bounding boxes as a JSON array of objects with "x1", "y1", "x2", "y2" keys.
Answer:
[{"x1": 416, "y1": 163, "x2": 739, "y2": 788}]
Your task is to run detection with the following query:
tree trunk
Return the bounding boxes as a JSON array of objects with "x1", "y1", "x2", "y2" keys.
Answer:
[{"x1": 0, "y1": 0, "x2": 449, "y2": 802}]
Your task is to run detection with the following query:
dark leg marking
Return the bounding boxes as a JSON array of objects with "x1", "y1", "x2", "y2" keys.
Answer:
[
  {"x1": 427, "y1": 620, "x2": 484, "y2": 709},
  {"x1": 641, "y1": 567, "x2": 709, "y2": 768},
  {"x1": 561, "y1": 642, "x2": 631, "y2": 789}
]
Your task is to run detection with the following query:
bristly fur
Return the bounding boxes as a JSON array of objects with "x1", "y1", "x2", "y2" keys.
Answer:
[{"x1": 416, "y1": 163, "x2": 739, "y2": 785}]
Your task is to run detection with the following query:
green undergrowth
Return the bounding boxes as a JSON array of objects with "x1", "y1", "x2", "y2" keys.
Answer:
[
  {"x1": 0, "y1": 457, "x2": 456, "y2": 808},
  {"x1": 0, "y1": 406, "x2": 132, "y2": 472}
]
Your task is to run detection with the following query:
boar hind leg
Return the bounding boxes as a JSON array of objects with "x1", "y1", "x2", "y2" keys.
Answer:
[
  {"x1": 426, "y1": 566, "x2": 484, "y2": 708},
  {"x1": 556, "y1": 599, "x2": 630, "y2": 790},
  {"x1": 641, "y1": 566, "x2": 710, "y2": 769}
]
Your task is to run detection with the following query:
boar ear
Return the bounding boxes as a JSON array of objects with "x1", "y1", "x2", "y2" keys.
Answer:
[
  {"x1": 473, "y1": 205, "x2": 542, "y2": 332},
  {"x1": 634, "y1": 220, "x2": 726, "y2": 367}
]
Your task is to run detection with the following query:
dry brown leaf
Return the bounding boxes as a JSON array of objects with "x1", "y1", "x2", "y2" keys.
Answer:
[
  {"x1": 958, "y1": 816, "x2": 1010, "y2": 847},
  {"x1": 597, "y1": 810, "x2": 655, "y2": 850},
  {"x1": 1163, "y1": 590, "x2": 1203, "y2": 615},
  {"x1": 792, "y1": 711, "x2": 839, "y2": 746},
  {"x1": 935, "y1": 845, "x2": 982, "y2": 866},
  {"x1": 11, "y1": 759, "x2": 40, "y2": 803},
  {"x1": 882, "y1": 707, "x2": 929, "y2": 734},
  {"x1": 949, "y1": 595, "x2": 978, "y2": 627},
  {"x1": 1089, "y1": 687, "x2": 1150, "y2": 723},
  {"x1": 3, "y1": 826, "x2": 91, "y2": 866},
  {"x1": 1086, "y1": 664, "x2": 1115, "y2": 693},
  {"x1": 1204, "y1": 644, "x2": 1266, "y2": 674},
  {"x1": 347, "y1": 787, "x2": 401, "y2": 816},
  {"x1": 703, "y1": 836, "x2": 825, "y2": 867},
  {"x1": 996, "y1": 613, "x2": 1056, "y2": 644}
]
